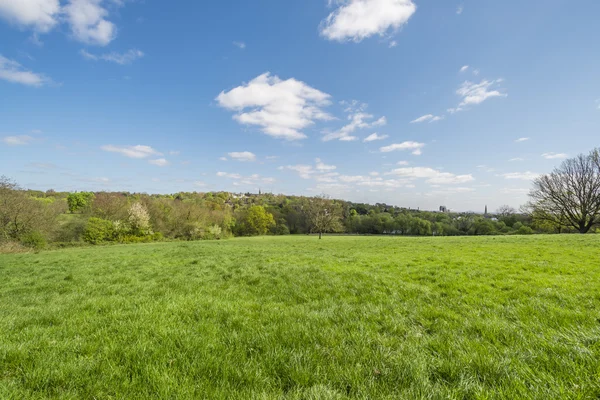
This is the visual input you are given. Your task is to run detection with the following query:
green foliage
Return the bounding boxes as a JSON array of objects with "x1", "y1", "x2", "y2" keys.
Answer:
[
  {"x1": 83, "y1": 218, "x2": 115, "y2": 244},
  {"x1": 67, "y1": 192, "x2": 95, "y2": 213},
  {"x1": 235, "y1": 205, "x2": 275, "y2": 236},
  {"x1": 0, "y1": 236, "x2": 599, "y2": 398},
  {"x1": 19, "y1": 231, "x2": 46, "y2": 250},
  {"x1": 516, "y1": 225, "x2": 534, "y2": 235}
]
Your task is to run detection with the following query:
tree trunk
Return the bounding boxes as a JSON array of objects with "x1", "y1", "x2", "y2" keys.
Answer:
[{"x1": 319, "y1": 232, "x2": 322, "y2": 239}]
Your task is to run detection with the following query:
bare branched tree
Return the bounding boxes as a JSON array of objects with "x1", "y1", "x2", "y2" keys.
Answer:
[{"x1": 528, "y1": 149, "x2": 600, "y2": 233}]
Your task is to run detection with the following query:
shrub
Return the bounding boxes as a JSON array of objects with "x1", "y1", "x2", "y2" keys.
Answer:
[
  {"x1": 516, "y1": 226, "x2": 534, "y2": 235},
  {"x1": 20, "y1": 231, "x2": 47, "y2": 250},
  {"x1": 128, "y1": 203, "x2": 152, "y2": 236},
  {"x1": 83, "y1": 218, "x2": 115, "y2": 244},
  {"x1": 0, "y1": 241, "x2": 29, "y2": 254},
  {"x1": 203, "y1": 225, "x2": 223, "y2": 240}
]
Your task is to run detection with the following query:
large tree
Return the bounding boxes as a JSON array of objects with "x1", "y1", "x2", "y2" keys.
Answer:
[
  {"x1": 528, "y1": 149, "x2": 600, "y2": 233},
  {"x1": 304, "y1": 195, "x2": 342, "y2": 239}
]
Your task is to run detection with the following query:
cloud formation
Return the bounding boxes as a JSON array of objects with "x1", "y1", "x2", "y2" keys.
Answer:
[
  {"x1": 320, "y1": 0, "x2": 416, "y2": 42},
  {"x1": 379, "y1": 141, "x2": 425, "y2": 155},
  {"x1": 388, "y1": 167, "x2": 475, "y2": 184},
  {"x1": 0, "y1": 55, "x2": 49, "y2": 86},
  {"x1": 228, "y1": 151, "x2": 257, "y2": 162},
  {"x1": 216, "y1": 73, "x2": 332, "y2": 140},
  {"x1": 363, "y1": 132, "x2": 389, "y2": 142},
  {"x1": 81, "y1": 49, "x2": 144, "y2": 64},
  {"x1": 101, "y1": 145, "x2": 162, "y2": 159}
]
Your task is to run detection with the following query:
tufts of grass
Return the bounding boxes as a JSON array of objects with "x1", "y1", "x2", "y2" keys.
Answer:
[{"x1": 1, "y1": 235, "x2": 599, "y2": 399}]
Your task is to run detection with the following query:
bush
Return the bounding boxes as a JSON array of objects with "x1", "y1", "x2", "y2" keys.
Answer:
[
  {"x1": 20, "y1": 231, "x2": 47, "y2": 250},
  {"x1": 516, "y1": 226, "x2": 534, "y2": 235},
  {"x1": 202, "y1": 225, "x2": 223, "y2": 240},
  {"x1": 274, "y1": 223, "x2": 290, "y2": 235},
  {"x1": 0, "y1": 241, "x2": 29, "y2": 254},
  {"x1": 83, "y1": 218, "x2": 115, "y2": 244}
]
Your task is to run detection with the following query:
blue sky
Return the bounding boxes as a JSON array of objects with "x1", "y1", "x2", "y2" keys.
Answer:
[{"x1": 1, "y1": 0, "x2": 599, "y2": 211}]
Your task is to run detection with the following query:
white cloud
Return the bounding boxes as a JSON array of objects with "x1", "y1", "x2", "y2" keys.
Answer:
[
  {"x1": 397, "y1": 161, "x2": 409, "y2": 165},
  {"x1": 380, "y1": 141, "x2": 425, "y2": 154},
  {"x1": 501, "y1": 188, "x2": 529, "y2": 195},
  {"x1": 509, "y1": 157, "x2": 524, "y2": 162},
  {"x1": 217, "y1": 171, "x2": 275, "y2": 185},
  {"x1": 460, "y1": 65, "x2": 469, "y2": 72},
  {"x1": 279, "y1": 164, "x2": 315, "y2": 179},
  {"x1": 64, "y1": 0, "x2": 117, "y2": 46},
  {"x1": 542, "y1": 152, "x2": 568, "y2": 160},
  {"x1": 388, "y1": 40, "x2": 397, "y2": 48},
  {"x1": 320, "y1": 0, "x2": 416, "y2": 43},
  {"x1": 169, "y1": 150, "x2": 180, "y2": 156},
  {"x1": 216, "y1": 72, "x2": 332, "y2": 140},
  {"x1": 447, "y1": 107, "x2": 464, "y2": 114},
  {"x1": 323, "y1": 112, "x2": 386, "y2": 142},
  {"x1": 0, "y1": 0, "x2": 123, "y2": 46},
  {"x1": 0, "y1": 55, "x2": 49, "y2": 86},
  {"x1": 219, "y1": 157, "x2": 228, "y2": 161},
  {"x1": 233, "y1": 41, "x2": 246, "y2": 49},
  {"x1": 501, "y1": 171, "x2": 540, "y2": 181},
  {"x1": 410, "y1": 114, "x2": 444, "y2": 124},
  {"x1": 2, "y1": 135, "x2": 34, "y2": 145},
  {"x1": 457, "y1": 79, "x2": 507, "y2": 107},
  {"x1": 101, "y1": 144, "x2": 162, "y2": 159},
  {"x1": 363, "y1": 132, "x2": 389, "y2": 142},
  {"x1": 515, "y1": 137, "x2": 529, "y2": 143},
  {"x1": 315, "y1": 158, "x2": 336, "y2": 172},
  {"x1": 148, "y1": 158, "x2": 169, "y2": 167},
  {"x1": 81, "y1": 48, "x2": 144, "y2": 64},
  {"x1": 228, "y1": 151, "x2": 256, "y2": 162},
  {"x1": 0, "y1": 0, "x2": 60, "y2": 33},
  {"x1": 456, "y1": 5, "x2": 464, "y2": 14},
  {"x1": 217, "y1": 172, "x2": 242, "y2": 179},
  {"x1": 388, "y1": 166, "x2": 475, "y2": 184}
]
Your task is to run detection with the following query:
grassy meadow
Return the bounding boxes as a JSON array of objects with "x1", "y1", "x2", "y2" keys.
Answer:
[{"x1": 1, "y1": 235, "x2": 599, "y2": 399}]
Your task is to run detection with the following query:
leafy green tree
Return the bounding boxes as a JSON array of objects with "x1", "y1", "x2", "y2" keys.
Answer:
[
  {"x1": 305, "y1": 195, "x2": 343, "y2": 239},
  {"x1": 236, "y1": 205, "x2": 275, "y2": 236},
  {"x1": 67, "y1": 192, "x2": 95, "y2": 213}
]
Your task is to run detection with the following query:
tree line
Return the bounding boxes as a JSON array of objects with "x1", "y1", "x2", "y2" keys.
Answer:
[{"x1": 1, "y1": 148, "x2": 598, "y2": 251}]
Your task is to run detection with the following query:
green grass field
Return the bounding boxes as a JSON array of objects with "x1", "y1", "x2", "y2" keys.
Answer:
[{"x1": 1, "y1": 236, "x2": 599, "y2": 399}]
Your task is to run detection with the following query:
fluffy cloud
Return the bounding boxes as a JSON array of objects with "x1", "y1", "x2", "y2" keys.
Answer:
[
  {"x1": 0, "y1": 0, "x2": 121, "y2": 46},
  {"x1": 363, "y1": 132, "x2": 388, "y2": 142},
  {"x1": 101, "y1": 145, "x2": 162, "y2": 159},
  {"x1": 0, "y1": 0, "x2": 60, "y2": 32},
  {"x1": 460, "y1": 65, "x2": 469, "y2": 72},
  {"x1": 320, "y1": 0, "x2": 416, "y2": 42},
  {"x1": 64, "y1": 0, "x2": 116, "y2": 46},
  {"x1": 81, "y1": 49, "x2": 144, "y2": 64},
  {"x1": 216, "y1": 73, "x2": 332, "y2": 140},
  {"x1": 233, "y1": 41, "x2": 246, "y2": 49},
  {"x1": 148, "y1": 158, "x2": 169, "y2": 167},
  {"x1": 315, "y1": 158, "x2": 336, "y2": 171},
  {"x1": 515, "y1": 137, "x2": 529, "y2": 143},
  {"x1": 379, "y1": 141, "x2": 425, "y2": 155},
  {"x1": 410, "y1": 114, "x2": 443, "y2": 124},
  {"x1": 323, "y1": 112, "x2": 386, "y2": 142},
  {"x1": 457, "y1": 79, "x2": 507, "y2": 107},
  {"x1": 216, "y1": 172, "x2": 275, "y2": 185},
  {"x1": 542, "y1": 152, "x2": 568, "y2": 160},
  {"x1": 280, "y1": 158, "x2": 337, "y2": 179},
  {"x1": 228, "y1": 151, "x2": 256, "y2": 162},
  {"x1": 501, "y1": 172, "x2": 540, "y2": 181},
  {"x1": 0, "y1": 55, "x2": 49, "y2": 86},
  {"x1": 2, "y1": 135, "x2": 34, "y2": 145},
  {"x1": 388, "y1": 166, "x2": 475, "y2": 184}
]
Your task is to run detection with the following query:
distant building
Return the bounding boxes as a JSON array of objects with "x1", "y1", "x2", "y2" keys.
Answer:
[
  {"x1": 439, "y1": 206, "x2": 447, "y2": 213},
  {"x1": 485, "y1": 205, "x2": 488, "y2": 216}
]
